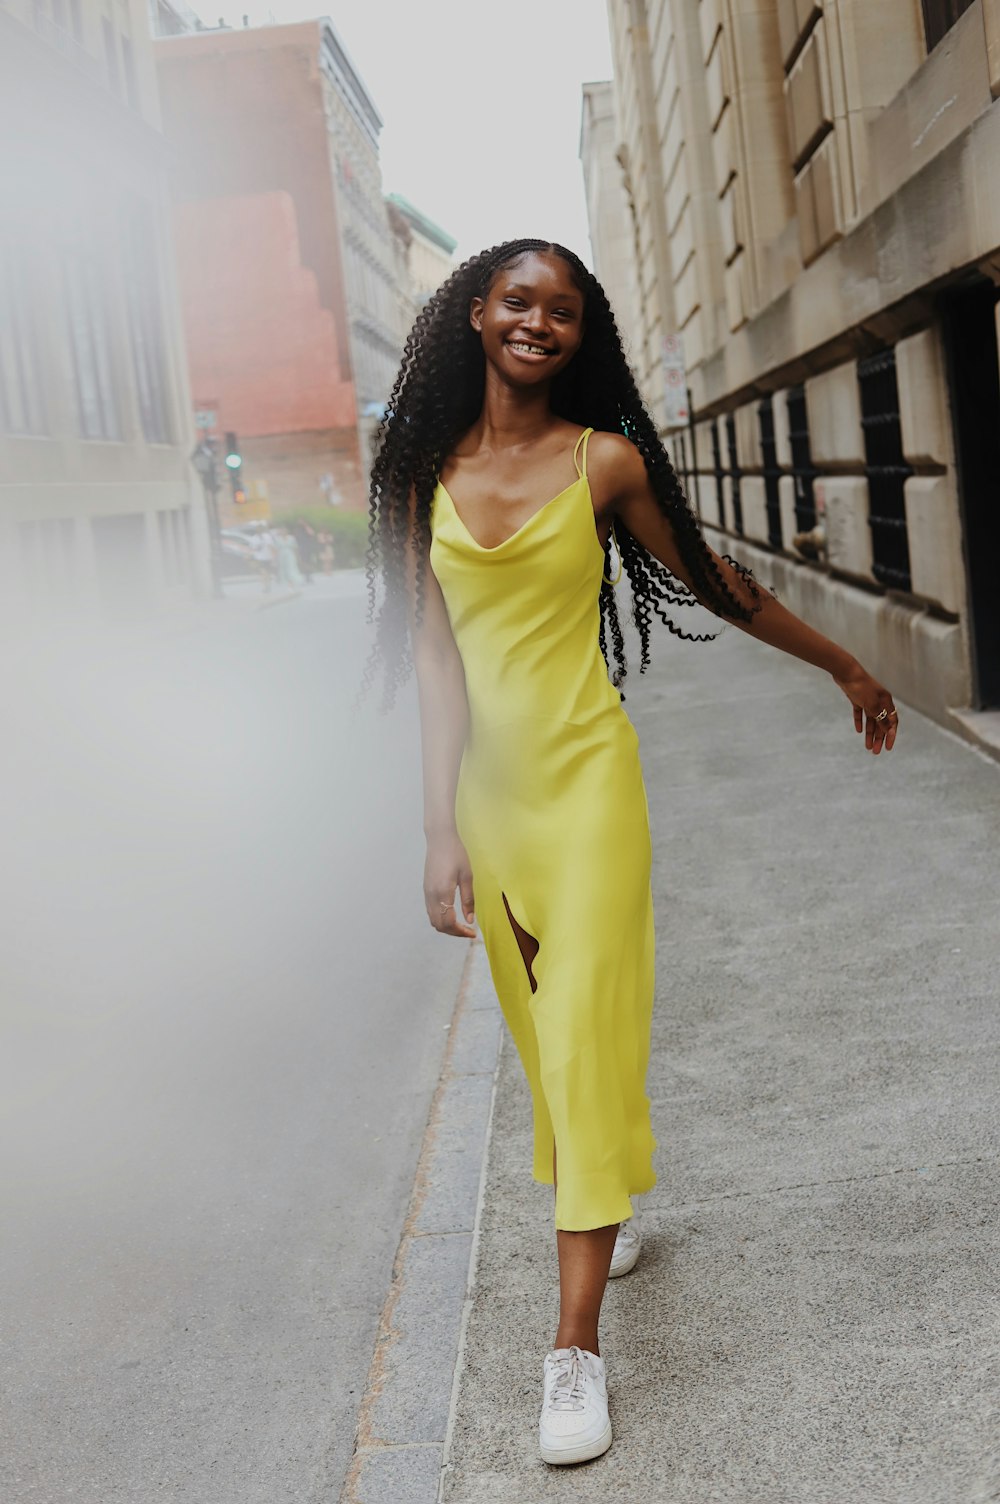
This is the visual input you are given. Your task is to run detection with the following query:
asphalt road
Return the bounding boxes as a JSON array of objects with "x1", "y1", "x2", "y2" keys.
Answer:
[{"x1": 0, "y1": 574, "x2": 468, "y2": 1503}]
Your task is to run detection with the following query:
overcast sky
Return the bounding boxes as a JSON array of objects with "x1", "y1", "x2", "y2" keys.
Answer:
[{"x1": 211, "y1": 0, "x2": 615, "y2": 264}]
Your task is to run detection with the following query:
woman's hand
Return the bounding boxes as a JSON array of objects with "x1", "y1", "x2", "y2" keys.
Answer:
[
  {"x1": 424, "y1": 830, "x2": 477, "y2": 938},
  {"x1": 832, "y1": 660, "x2": 899, "y2": 754}
]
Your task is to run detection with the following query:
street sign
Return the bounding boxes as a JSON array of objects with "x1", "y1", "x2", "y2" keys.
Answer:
[
  {"x1": 320, "y1": 472, "x2": 343, "y2": 506},
  {"x1": 662, "y1": 336, "x2": 689, "y2": 429}
]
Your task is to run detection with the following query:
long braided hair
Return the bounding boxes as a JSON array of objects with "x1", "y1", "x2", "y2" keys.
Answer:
[{"x1": 361, "y1": 238, "x2": 762, "y2": 709}]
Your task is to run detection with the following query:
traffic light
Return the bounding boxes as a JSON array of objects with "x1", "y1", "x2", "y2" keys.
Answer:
[{"x1": 224, "y1": 431, "x2": 244, "y2": 501}]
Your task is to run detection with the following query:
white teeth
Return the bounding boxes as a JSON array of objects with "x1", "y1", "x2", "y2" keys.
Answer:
[{"x1": 509, "y1": 341, "x2": 550, "y2": 355}]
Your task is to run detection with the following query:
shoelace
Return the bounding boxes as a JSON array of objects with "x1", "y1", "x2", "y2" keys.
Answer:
[{"x1": 546, "y1": 1347, "x2": 589, "y2": 1412}]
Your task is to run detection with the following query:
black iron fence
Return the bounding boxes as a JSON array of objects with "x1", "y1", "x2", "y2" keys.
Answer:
[
  {"x1": 786, "y1": 384, "x2": 818, "y2": 533},
  {"x1": 725, "y1": 412, "x2": 743, "y2": 535},
  {"x1": 758, "y1": 395, "x2": 783, "y2": 549},
  {"x1": 710, "y1": 418, "x2": 727, "y2": 530},
  {"x1": 857, "y1": 347, "x2": 912, "y2": 592}
]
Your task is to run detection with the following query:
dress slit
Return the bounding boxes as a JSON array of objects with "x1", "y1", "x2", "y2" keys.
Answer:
[{"x1": 501, "y1": 889, "x2": 539, "y2": 994}]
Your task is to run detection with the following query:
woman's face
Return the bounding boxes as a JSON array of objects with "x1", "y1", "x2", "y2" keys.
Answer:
[{"x1": 470, "y1": 252, "x2": 585, "y2": 386}]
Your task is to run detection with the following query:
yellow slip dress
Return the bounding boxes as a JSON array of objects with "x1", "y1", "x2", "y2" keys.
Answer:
[{"x1": 429, "y1": 427, "x2": 657, "y2": 1231}]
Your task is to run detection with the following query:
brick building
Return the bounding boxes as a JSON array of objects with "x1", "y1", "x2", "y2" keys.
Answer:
[
  {"x1": 595, "y1": 0, "x2": 1000, "y2": 740},
  {"x1": 155, "y1": 19, "x2": 407, "y2": 516}
]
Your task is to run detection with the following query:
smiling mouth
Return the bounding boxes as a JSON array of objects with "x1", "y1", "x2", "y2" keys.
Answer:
[{"x1": 506, "y1": 340, "x2": 554, "y2": 357}]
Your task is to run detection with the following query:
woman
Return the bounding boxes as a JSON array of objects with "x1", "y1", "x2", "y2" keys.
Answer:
[
  {"x1": 363, "y1": 239, "x2": 898, "y2": 1466},
  {"x1": 274, "y1": 526, "x2": 305, "y2": 589}
]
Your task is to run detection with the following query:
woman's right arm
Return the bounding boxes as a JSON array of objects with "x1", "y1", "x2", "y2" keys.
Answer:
[{"x1": 404, "y1": 501, "x2": 477, "y2": 939}]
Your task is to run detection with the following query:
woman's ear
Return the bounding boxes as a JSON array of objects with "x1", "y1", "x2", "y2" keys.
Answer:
[{"x1": 469, "y1": 296, "x2": 484, "y2": 333}]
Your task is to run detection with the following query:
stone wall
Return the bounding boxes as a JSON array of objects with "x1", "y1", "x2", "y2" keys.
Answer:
[{"x1": 601, "y1": 0, "x2": 1000, "y2": 721}]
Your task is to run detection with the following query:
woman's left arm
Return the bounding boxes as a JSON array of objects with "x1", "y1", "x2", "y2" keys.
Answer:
[{"x1": 594, "y1": 434, "x2": 899, "y2": 755}]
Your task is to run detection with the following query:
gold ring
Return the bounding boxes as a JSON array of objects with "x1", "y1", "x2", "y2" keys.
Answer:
[
  {"x1": 875, "y1": 708, "x2": 890, "y2": 723},
  {"x1": 439, "y1": 900, "x2": 454, "y2": 910}
]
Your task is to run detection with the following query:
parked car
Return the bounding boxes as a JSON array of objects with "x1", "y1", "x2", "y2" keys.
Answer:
[{"x1": 218, "y1": 529, "x2": 257, "y2": 577}]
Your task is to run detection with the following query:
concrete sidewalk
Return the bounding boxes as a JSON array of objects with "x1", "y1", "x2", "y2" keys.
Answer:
[{"x1": 439, "y1": 625, "x2": 1000, "y2": 1503}]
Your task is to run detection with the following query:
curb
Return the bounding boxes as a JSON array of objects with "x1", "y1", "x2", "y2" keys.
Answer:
[
  {"x1": 338, "y1": 943, "x2": 502, "y2": 1504},
  {"x1": 251, "y1": 589, "x2": 302, "y2": 612},
  {"x1": 436, "y1": 998, "x2": 503, "y2": 1504}
]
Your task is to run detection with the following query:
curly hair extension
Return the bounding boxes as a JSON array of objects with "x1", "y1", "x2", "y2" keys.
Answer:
[{"x1": 360, "y1": 238, "x2": 764, "y2": 709}]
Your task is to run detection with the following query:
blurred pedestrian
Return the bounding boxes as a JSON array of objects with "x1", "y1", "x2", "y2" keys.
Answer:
[
  {"x1": 275, "y1": 526, "x2": 305, "y2": 588},
  {"x1": 292, "y1": 520, "x2": 317, "y2": 583},
  {"x1": 249, "y1": 525, "x2": 277, "y2": 593}
]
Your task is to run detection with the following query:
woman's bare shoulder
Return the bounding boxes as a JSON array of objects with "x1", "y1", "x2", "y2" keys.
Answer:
[{"x1": 587, "y1": 430, "x2": 644, "y2": 481}]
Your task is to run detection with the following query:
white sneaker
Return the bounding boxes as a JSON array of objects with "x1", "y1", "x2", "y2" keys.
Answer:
[
  {"x1": 539, "y1": 1345, "x2": 612, "y2": 1465},
  {"x1": 608, "y1": 1215, "x2": 641, "y2": 1278}
]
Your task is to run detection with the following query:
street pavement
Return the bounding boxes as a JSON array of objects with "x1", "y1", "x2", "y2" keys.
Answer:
[
  {"x1": 0, "y1": 570, "x2": 467, "y2": 1503},
  {"x1": 435, "y1": 617, "x2": 1000, "y2": 1502},
  {"x1": 5, "y1": 571, "x2": 997, "y2": 1504}
]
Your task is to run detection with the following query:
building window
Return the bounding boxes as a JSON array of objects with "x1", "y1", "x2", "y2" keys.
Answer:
[
  {"x1": 121, "y1": 35, "x2": 137, "y2": 109},
  {"x1": 0, "y1": 242, "x2": 47, "y2": 435},
  {"x1": 857, "y1": 347, "x2": 912, "y2": 591},
  {"x1": 786, "y1": 385, "x2": 817, "y2": 533},
  {"x1": 157, "y1": 507, "x2": 192, "y2": 588},
  {"x1": 63, "y1": 239, "x2": 121, "y2": 440},
  {"x1": 102, "y1": 16, "x2": 121, "y2": 96},
  {"x1": 121, "y1": 201, "x2": 172, "y2": 443},
  {"x1": 725, "y1": 413, "x2": 743, "y2": 535},
  {"x1": 758, "y1": 396, "x2": 783, "y2": 550},
  {"x1": 18, "y1": 517, "x2": 77, "y2": 598},
  {"x1": 921, "y1": 0, "x2": 976, "y2": 51}
]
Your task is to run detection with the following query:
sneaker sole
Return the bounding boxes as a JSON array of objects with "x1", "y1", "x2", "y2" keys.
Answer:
[{"x1": 540, "y1": 1420, "x2": 613, "y2": 1466}]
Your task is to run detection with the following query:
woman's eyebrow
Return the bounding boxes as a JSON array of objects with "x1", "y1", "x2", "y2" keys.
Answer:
[{"x1": 502, "y1": 282, "x2": 582, "y2": 304}]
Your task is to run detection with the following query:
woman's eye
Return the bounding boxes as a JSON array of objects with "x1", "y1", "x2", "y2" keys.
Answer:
[{"x1": 503, "y1": 297, "x2": 524, "y2": 308}]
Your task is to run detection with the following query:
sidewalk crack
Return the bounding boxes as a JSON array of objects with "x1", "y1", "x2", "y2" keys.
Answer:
[{"x1": 682, "y1": 1153, "x2": 993, "y2": 1207}]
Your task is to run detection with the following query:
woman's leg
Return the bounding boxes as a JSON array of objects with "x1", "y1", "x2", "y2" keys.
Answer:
[
  {"x1": 500, "y1": 897, "x2": 619, "y2": 1359},
  {"x1": 552, "y1": 1144, "x2": 618, "y2": 1355}
]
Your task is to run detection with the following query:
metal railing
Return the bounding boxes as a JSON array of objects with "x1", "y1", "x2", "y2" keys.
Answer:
[
  {"x1": 758, "y1": 395, "x2": 783, "y2": 549},
  {"x1": 710, "y1": 419, "x2": 726, "y2": 530},
  {"x1": 786, "y1": 385, "x2": 818, "y2": 533},
  {"x1": 725, "y1": 412, "x2": 743, "y2": 535},
  {"x1": 857, "y1": 347, "x2": 912, "y2": 591}
]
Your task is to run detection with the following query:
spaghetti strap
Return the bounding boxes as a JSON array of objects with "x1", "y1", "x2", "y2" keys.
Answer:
[
  {"x1": 572, "y1": 426, "x2": 593, "y2": 479},
  {"x1": 572, "y1": 425, "x2": 621, "y2": 586}
]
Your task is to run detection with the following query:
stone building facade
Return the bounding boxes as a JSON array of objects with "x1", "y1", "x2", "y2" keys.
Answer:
[
  {"x1": 599, "y1": 0, "x2": 1000, "y2": 735},
  {"x1": 155, "y1": 20, "x2": 408, "y2": 513},
  {"x1": 0, "y1": 0, "x2": 209, "y2": 620},
  {"x1": 579, "y1": 80, "x2": 645, "y2": 370},
  {"x1": 384, "y1": 193, "x2": 457, "y2": 318}
]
